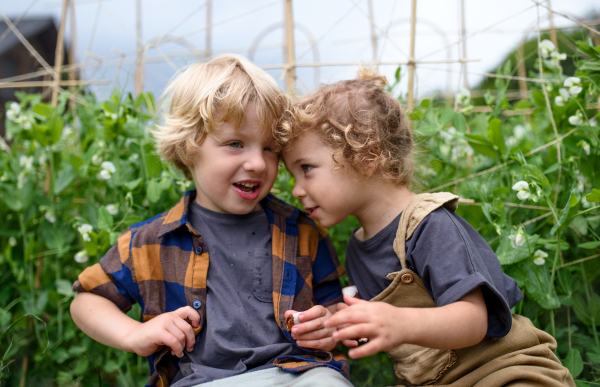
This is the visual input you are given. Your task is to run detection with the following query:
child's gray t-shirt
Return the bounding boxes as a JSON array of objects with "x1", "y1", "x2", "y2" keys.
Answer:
[
  {"x1": 171, "y1": 202, "x2": 305, "y2": 386},
  {"x1": 345, "y1": 207, "x2": 523, "y2": 338}
]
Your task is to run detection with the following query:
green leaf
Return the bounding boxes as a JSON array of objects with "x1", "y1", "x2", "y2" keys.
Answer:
[
  {"x1": 452, "y1": 113, "x2": 467, "y2": 133},
  {"x1": 420, "y1": 99, "x2": 431, "y2": 108},
  {"x1": 97, "y1": 207, "x2": 114, "y2": 232},
  {"x1": 487, "y1": 118, "x2": 506, "y2": 155},
  {"x1": 531, "y1": 91, "x2": 546, "y2": 107},
  {"x1": 563, "y1": 349, "x2": 583, "y2": 378},
  {"x1": 418, "y1": 125, "x2": 440, "y2": 135},
  {"x1": 579, "y1": 241, "x2": 600, "y2": 249},
  {"x1": 498, "y1": 235, "x2": 539, "y2": 265},
  {"x1": 492, "y1": 187, "x2": 511, "y2": 196},
  {"x1": 551, "y1": 189, "x2": 580, "y2": 235},
  {"x1": 55, "y1": 279, "x2": 75, "y2": 297},
  {"x1": 465, "y1": 134, "x2": 497, "y2": 158},
  {"x1": 146, "y1": 179, "x2": 163, "y2": 203},
  {"x1": 124, "y1": 177, "x2": 143, "y2": 191},
  {"x1": 522, "y1": 164, "x2": 550, "y2": 190},
  {"x1": 53, "y1": 166, "x2": 76, "y2": 195},
  {"x1": 48, "y1": 115, "x2": 64, "y2": 145},
  {"x1": 523, "y1": 259, "x2": 560, "y2": 309},
  {"x1": 41, "y1": 222, "x2": 65, "y2": 250},
  {"x1": 146, "y1": 151, "x2": 162, "y2": 179},
  {"x1": 587, "y1": 188, "x2": 600, "y2": 202},
  {"x1": 587, "y1": 351, "x2": 600, "y2": 364},
  {"x1": 32, "y1": 102, "x2": 55, "y2": 118},
  {"x1": 439, "y1": 108, "x2": 455, "y2": 126},
  {"x1": 83, "y1": 232, "x2": 98, "y2": 256}
]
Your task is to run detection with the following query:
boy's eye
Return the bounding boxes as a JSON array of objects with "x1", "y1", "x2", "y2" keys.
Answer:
[
  {"x1": 228, "y1": 141, "x2": 242, "y2": 148},
  {"x1": 302, "y1": 165, "x2": 313, "y2": 173},
  {"x1": 264, "y1": 146, "x2": 273, "y2": 152}
]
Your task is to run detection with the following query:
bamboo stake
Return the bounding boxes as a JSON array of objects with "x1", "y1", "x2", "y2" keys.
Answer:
[
  {"x1": 135, "y1": 0, "x2": 143, "y2": 96},
  {"x1": 460, "y1": 0, "x2": 468, "y2": 90},
  {"x1": 0, "y1": 80, "x2": 109, "y2": 88},
  {"x1": 546, "y1": 0, "x2": 558, "y2": 47},
  {"x1": 367, "y1": 0, "x2": 378, "y2": 66},
  {"x1": 284, "y1": 0, "x2": 296, "y2": 96},
  {"x1": 407, "y1": 0, "x2": 417, "y2": 112},
  {"x1": 69, "y1": 0, "x2": 77, "y2": 113},
  {"x1": 52, "y1": 0, "x2": 69, "y2": 107},
  {"x1": 206, "y1": 0, "x2": 212, "y2": 59}
]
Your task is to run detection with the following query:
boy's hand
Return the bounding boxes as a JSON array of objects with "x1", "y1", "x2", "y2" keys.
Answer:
[
  {"x1": 285, "y1": 304, "x2": 357, "y2": 351},
  {"x1": 325, "y1": 295, "x2": 405, "y2": 359},
  {"x1": 127, "y1": 306, "x2": 200, "y2": 358}
]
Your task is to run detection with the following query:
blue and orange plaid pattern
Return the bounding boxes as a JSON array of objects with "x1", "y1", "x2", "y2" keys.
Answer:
[{"x1": 73, "y1": 190, "x2": 349, "y2": 386}]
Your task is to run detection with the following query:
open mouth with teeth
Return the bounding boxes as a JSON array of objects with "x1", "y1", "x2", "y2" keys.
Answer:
[{"x1": 233, "y1": 181, "x2": 261, "y2": 200}]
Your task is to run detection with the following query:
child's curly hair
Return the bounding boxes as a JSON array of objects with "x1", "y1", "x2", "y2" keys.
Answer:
[{"x1": 278, "y1": 67, "x2": 414, "y2": 187}]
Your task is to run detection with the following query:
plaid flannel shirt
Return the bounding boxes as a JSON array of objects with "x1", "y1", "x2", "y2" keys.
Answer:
[{"x1": 73, "y1": 190, "x2": 349, "y2": 386}]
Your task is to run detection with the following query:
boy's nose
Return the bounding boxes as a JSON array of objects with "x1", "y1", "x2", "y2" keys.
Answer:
[{"x1": 243, "y1": 149, "x2": 267, "y2": 173}]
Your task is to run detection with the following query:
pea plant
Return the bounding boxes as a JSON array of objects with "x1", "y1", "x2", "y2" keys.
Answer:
[{"x1": 0, "y1": 38, "x2": 599, "y2": 386}]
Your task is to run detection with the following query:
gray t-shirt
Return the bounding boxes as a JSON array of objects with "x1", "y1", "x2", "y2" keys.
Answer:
[
  {"x1": 346, "y1": 207, "x2": 523, "y2": 338},
  {"x1": 172, "y1": 202, "x2": 305, "y2": 386}
]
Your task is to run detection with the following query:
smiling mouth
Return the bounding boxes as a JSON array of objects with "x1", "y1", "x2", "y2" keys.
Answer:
[
  {"x1": 233, "y1": 182, "x2": 260, "y2": 193},
  {"x1": 305, "y1": 206, "x2": 319, "y2": 218}
]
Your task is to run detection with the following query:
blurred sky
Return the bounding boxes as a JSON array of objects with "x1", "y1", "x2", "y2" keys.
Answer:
[{"x1": 2, "y1": 0, "x2": 599, "y2": 101}]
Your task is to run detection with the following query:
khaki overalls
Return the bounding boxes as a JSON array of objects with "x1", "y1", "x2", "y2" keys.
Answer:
[{"x1": 371, "y1": 193, "x2": 575, "y2": 387}]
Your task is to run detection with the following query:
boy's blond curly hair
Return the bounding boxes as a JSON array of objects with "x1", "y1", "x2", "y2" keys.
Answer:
[
  {"x1": 279, "y1": 68, "x2": 414, "y2": 187},
  {"x1": 154, "y1": 54, "x2": 289, "y2": 179}
]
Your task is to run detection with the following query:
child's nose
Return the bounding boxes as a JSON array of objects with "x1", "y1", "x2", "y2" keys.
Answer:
[
  {"x1": 243, "y1": 149, "x2": 267, "y2": 173},
  {"x1": 291, "y1": 182, "x2": 305, "y2": 199}
]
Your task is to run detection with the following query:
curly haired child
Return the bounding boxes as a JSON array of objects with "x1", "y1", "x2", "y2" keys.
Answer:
[{"x1": 280, "y1": 68, "x2": 575, "y2": 387}]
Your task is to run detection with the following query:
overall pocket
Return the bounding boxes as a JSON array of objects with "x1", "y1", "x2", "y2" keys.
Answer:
[{"x1": 253, "y1": 248, "x2": 273, "y2": 303}]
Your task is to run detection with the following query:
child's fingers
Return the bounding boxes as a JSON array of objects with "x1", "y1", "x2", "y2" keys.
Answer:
[
  {"x1": 291, "y1": 316, "x2": 327, "y2": 336},
  {"x1": 284, "y1": 309, "x2": 298, "y2": 318},
  {"x1": 336, "y1": 302, "x2": 349, "y2": 312},
  {"x1": 173, "y1": 317, "x2": 196, "y2": 352},
  {"x1": 292, "y1": 325, "x2": 334, "y2": 341},
  {"x1": 325, "y1": 308, "x2": 367, "y2": 328},
  {"x1": 297, "y1": 305, "x2": 328, "y2": 323},
  {"x1": 164, "y1": 324, "x2": 187, "y2": 357},
  {"x1": 332, "y1": 323, "x2": 371, "y2": 343},
  {"x1": 343, "y1": 294, "x2": 364, "y2": 305},
  {"x1": 347, "y1": 338, "x2": 383, "y2": 359},
  {"x1": 342, "y1": 339, "x2": 359, "y2": 348},
  {"x1": 174, "y1": 306, "x2": 200, "y2": 328}
]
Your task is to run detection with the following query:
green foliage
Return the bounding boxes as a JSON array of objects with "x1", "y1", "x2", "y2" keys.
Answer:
[{"x1": 1, "y1": 38, "x2": 600, "y2": 385}]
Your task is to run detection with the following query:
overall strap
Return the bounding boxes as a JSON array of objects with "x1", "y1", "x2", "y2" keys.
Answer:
[{"x1": 393, "y1": 192, "x2": 459, "y2": 269}]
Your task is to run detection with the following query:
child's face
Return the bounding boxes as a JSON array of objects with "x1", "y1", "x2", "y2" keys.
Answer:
[
  {"x1": 283, "y1": 131, "x2": 366, "y2": 228},
  {"x1": 186, "y1": 105, "x2": 278, "y2": 214}
]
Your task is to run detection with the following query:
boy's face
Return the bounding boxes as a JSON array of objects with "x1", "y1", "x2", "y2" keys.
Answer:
[
  {"x1": 186, "y1": 105, "x2": 278, "y2": 214},
  {"x1": 283, "y1": 131, "x2": 366, "y2": 228}
]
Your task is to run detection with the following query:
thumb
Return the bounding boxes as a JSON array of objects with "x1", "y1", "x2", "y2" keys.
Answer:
[
  {"x1": 344, "y1": 294, "x2": 363, "y2": 306},
  {"x1": 336, "y1": 302, "x2": 349, "y2": 312},
  {"x1": 175, "y1": 306, "x2": 200, "y2": 327}
]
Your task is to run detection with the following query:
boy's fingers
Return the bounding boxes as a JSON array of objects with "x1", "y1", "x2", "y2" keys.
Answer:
[
  {"x1": 343, "y1": 294, "x2": 364, "y2": 305},
  {"x1": 297, "y1": 305, "x2": 327, "y2": 322},
  {"x1": 348, "y1": 339, "x2": 382, "y2": 359},
  {"x1": 342, "y1": 339, "x2": 358, "y2": 348},
  {"x1": 173, "y1": 317, "x2": 196, "y2": 351},
  {"x1": 164, "y1": 324, "x2": 186, "y2": 356},
  {"x1": 336, "y1": 302, "x2": 349, "y2": 312},
  {"x1": 325, "y1": 309, "x2": 366, "y2": 328},
  {"x1": 291, "y1": 316, "x2": 326, "y2": 336},
  {"x1": 332, "y1": 324, "x2": 371, "y2": 343},
  {"x1": 175, "y1": 306, "x2": 201, "y2": 327},
  {"x1": 284, "y1": 309, "x2": 298, "y2": 318}
]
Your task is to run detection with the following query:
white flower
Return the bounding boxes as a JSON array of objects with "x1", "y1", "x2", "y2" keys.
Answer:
[
  {"x1": 559, "y1": 88, "x2": 570, "y2": 101},
  {"x1": 6, "y1": 109, "x2": 17, "y2": 121},
  {"x1": 9, "y1": 102, "x2": 21, "y2": 115},
  {"x1": 578, "y1": 141, "x2": 591, "y2": 156},
  {"x1": 513, "y1": 125, "x2": 526, "y2": 140},
  {"x1": 508, "y1": 228, "x2": 526, "y2": 249},
  {"x1": 8, "y1": 236, "x2": 17, "y2": 247},
  {"x1": 568, "y1": 111, "x2": 583, "y2": 126},
  {"x1": 19, "y1": 155, "x2": 34, "y2": 171},
  {"x1": 101, "y1": 161, "x2": 116, "y2": 174},
  {"x1": 45, "y1": 212, "x2": 56, "y2": 224},
  {"x1": 98, "y1": 169, "x2": 112, "y2": 180},
  {"x1": 550, "y1": 51, "x2": 567, "y2": 63},
  {"x1": 74, "y1": 250, "x2": 89, "y2": 263},
  {"x1": 456, "y1": 89, "x2": 471, "y2": 105},
  {"x1": 512, "y1": 181, "x2": 530, "y2": 200},
  {"x1": 554, "y1": 96, "x2": 565, "y2": 106},
  {"x1": 506, "y1": 136, "x2": 518, "y2": 148},
  {"x1": 539, "y1": 39, "x2": 555, "y2": 58},
  {"x1": 577, "y1": 173, "x2": 587, "y2": 192},
  {"x1": 533, "y1": 250, "x2": 548, "y2": 266},
  {"x1": 106, "y1": 204, "x2": 119, "y2": 215},
  {"x1": 78, "y1": 224, "x2": 93, "y2": 242},
  {"x1": 564, "y1": 77, "x2": 582, "y2": 96},
  {"x1": 128, "y1": 153, "x2": 139, "y2": 162},
  {"x1": 91, "y1": 154, "x2": 103, "y2": 166},
  {"x1": 17, "y1": 172, "x2": 26, "y2": 189}
]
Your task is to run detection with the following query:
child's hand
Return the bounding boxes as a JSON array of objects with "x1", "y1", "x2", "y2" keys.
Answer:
[
  {"x1": 325, "y1": 295, "x2": 405, "y2": 359},
  {"x1": 285, "y1": 305, "x2": 358, "y2": 351},
  {"x1": 127, "y1": 306, "x2": 200, "y2": 358}
]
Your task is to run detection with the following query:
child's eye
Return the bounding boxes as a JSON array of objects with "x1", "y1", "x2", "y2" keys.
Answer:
[
  {"x1": 264, "y1": 146, "x2": 273, "y2": 152},
  {"x1": 302, "y1": 165, "x2": 313, "y2": 173},
  {"x1": 228, "y1": 141, "x2": 242, "y2": 148}
]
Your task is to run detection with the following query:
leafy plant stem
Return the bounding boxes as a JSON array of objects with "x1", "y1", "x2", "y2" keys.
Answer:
[
  {"x1": 569, "y1": 205, "x2": 600, "y2": 220},
  {"x1": 544, "y1": 194, "x2": 560, "y2": 224},
  {"x1": 548, "y1": 232, "x2": 561, "y2": 295},
  {"x1": 550, "y1": 309, "x2": 555, "y2": 337}
]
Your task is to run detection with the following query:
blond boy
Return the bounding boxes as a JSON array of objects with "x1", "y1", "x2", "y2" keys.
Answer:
[{"x1": 70, "y1": 55, "x2": 351, "y2": 387}]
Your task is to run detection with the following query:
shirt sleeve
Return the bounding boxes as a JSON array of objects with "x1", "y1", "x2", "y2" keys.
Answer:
[
  {"x1": 405, "y1": 207, "x2": 521, "y2": 338},
  {"x1": 311, "y1": 225, "x2": 344, "y2": 307},
  {"x1": 72, "y1": 228, "x2": 137, "y2": 312}
]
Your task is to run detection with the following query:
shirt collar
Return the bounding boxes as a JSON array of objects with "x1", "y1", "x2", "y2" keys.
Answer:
[{"x1": 157, "y1": 190, "x2": 299, "y2": 238}]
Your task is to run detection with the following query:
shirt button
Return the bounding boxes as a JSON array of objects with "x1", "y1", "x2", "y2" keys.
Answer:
[
  {"x1": 195, "y1": 246, "x2": 203, "y2": 254},
  {"x1": 193, "y1": 300, "x2": 202, "y2": 309}
]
